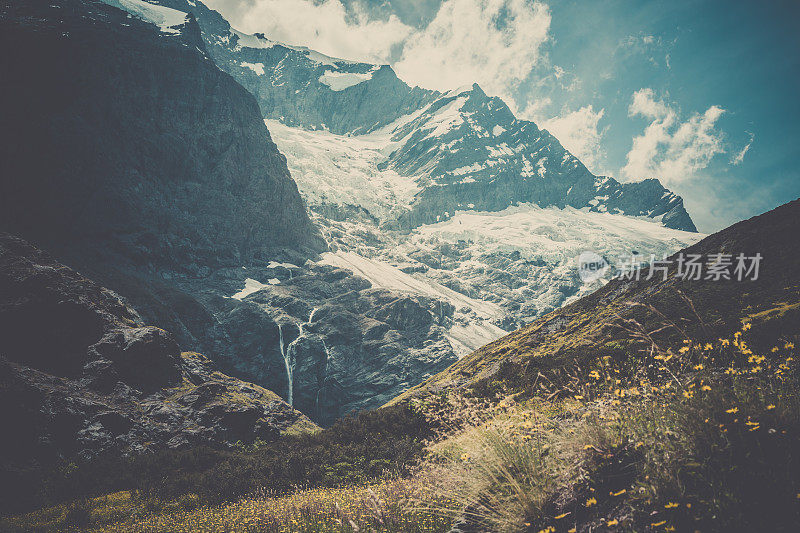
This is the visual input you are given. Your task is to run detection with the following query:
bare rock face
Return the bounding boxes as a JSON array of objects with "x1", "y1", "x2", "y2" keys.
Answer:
[
  {"x1": 0, "y1": 234, "x2": 316, "y2": 473},
  {"x1": 0, "y1": 0, "x2": 324, "y2": 273},
  {"x1": 0, "y1": 0, "x2": 460, "y2": 432},
  {"x1": 0, "y1": 233, "x2": 141, "y2": 377},
  {"x1": 87, "y1": 327, "x2": 183, "y2": 393}
]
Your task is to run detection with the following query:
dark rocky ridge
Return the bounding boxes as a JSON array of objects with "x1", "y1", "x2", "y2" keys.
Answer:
[
  {"x1": 0, "y1": 233, "x2": 316, "y2": 475},
  {"x1": 0, "y1": 0, "x2": 324, "y2": 272}
]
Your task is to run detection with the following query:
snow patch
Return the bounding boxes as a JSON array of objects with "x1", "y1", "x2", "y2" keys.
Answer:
[
  {"x1": 241, "y1": 62, "x2": 265, "y2": 75},
  {"x1": 426, "y1": 97, "x2": 467, "y2": 137},
  {"x1": 231, "y1": 278, "x2": 270, "y2": 300},
  {"x1": 318, "y1": 69, "x2": 376, "y2": 91},
  {"x1": 103, "y1": 0, "x2": 188, "y2": 34},
  {"x1": 230, "y1": 29, "x2": 276, "y2": 50},
  {"x1": 412, "y1": 204, "x2": 702, "y2": 265},
  {"x1": 265, "y1": 119, "x2": 420, "y2": 220},
  {"x1": 319, "y1": 251, "x2": 506, "y2": 356},
  {"x1": 267, "y1": 261, "x2": 300, "y2": 270}
]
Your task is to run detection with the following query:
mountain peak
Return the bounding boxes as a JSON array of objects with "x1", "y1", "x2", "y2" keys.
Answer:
[{"x1": 160, "y1": 0, "x2": 696, "y2": 231}]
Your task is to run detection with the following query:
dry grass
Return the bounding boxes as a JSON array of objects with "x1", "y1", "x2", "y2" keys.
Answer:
[
  {"x1": 412, "y1": 319, "x2": 800, "y2": 532},
  {"x1": 6, "y1": 313, "x2": 798, "y2": 532},
  {"x1": 3, "y1": 479, "x2": 454, "y2": 533}
]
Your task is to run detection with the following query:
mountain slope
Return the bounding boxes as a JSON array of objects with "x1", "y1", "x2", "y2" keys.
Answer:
[
  {"x1": 0, "y1": 233, "x2": 316, "y2": 513},
  {"x1": 0, "y1": 0, "x2": 477, "y2": 429},
  {"x1": 0, "y1": 0, "x2": 704, "y2": 429},
  {"x1": 391, "y1": 198, "x2": 800, "y2": 403},
  {"x1": 0, "y1": 0, "x2": 323, "y2": 271}
]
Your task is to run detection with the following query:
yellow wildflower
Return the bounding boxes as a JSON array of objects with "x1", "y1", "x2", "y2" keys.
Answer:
[{"x1": 585, "y1": 497, "x2": 597, "y2": 507}]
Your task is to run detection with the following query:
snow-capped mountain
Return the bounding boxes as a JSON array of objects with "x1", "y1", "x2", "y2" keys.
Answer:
[
  {"x1": 139, "y1": 0, "x2": 696, "y2": 234},
  {"x1": 65, "y1": 0, "x2": 704, "y2": 423},
  {"x1": 112, "y1": 1, "x2": 702, "y2": 330},
  {"x1": 268, "y1": 117, "x2": 702, "y2": 333}
]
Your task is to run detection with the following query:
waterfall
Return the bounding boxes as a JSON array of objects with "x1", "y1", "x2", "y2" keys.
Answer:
[
  {"x1": 282, "y1": 308, "x2": 321, "y2": 411},
  {"x1": 278, "y1": 323, "x2": 293, "y2": 406}
]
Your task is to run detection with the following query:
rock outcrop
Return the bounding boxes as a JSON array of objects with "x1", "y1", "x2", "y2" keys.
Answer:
[
  {"x1": 0, "y1": 0, "x2": 324, "y2": 273},
  {"x1": 0, "y1": 234, "x2": 316, "y2": 472}
]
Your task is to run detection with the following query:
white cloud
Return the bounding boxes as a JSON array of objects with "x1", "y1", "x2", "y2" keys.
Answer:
[
  {"x1": 730, "y1": 131, "x2": 754, "y2": 165},
  {"x1": 629, "y1": 87, "x2": 670, "y2": 120},
  {"x1": 393, "y1": 0, "x2": 551, "y2": 99},
  {"x1": 622, "y1": 88, "x2": 725, "y2": 185},
  {"x1": 541, "y1": 105, "x2": 607, "y2": 174},
  {"x1": 217, "y1": 0, "x2": 413, "y2": 64},
  {"x1": 517, "y1": 96, "x2": 552, "y2": 119},
  {"x1": 217, "y1": 0, "x2": 553, "y2": 104}
]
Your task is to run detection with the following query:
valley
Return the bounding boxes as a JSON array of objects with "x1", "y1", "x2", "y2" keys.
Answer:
[{"x1": 1, "y1": 0, "x2": 797, "y2": 531}]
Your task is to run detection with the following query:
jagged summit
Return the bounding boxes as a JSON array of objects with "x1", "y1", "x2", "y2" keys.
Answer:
[{"x1": 135, "y1": 0, "x2": 696, "y2": 232}]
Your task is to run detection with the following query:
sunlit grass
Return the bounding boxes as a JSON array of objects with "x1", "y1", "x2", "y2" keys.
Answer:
[
  {"x1": 4, "y1": 479, "x2": 455, "y2": 532},
  {"x1": 412, "y1": 319, "x2": 800, "y2": 531},
  {"x1": 108, "y1": 478, "x2": 453, "y2": 533}
]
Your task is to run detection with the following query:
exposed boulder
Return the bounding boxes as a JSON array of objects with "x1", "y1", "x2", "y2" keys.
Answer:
[
  {"x1": 87, "y1": 327, "x2": 183, "y2": 393},
  {"x1": 0, "y1": 234, "x2": 317, "y2": 474}
]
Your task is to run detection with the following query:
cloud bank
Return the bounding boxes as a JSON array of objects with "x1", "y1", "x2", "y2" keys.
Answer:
[
  {"x1": 216, "y1": 0, "x2": 413, "y2": 63},
  {"x1": 215, "y1": 0, "x2": 552, "y2": 103},
  {"x1": 622, "y1": 88, "x2": 726, "y2": 185},
  {"x1": 394, "y1": 0, "x2": 551, "y2": 99},
  {"x1": 541, "y1": 106, "x2": 607, "y2": 174}
]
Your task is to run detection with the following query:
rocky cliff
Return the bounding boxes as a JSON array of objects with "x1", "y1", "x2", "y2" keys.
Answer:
[
  {"x1": 0, "y1": 0, "x2": 324, "y2": 272},
  {"x1": 0, "y1": 0, "x2": 465, "y2": 428},
  {"x1": 0, "y1": 233, "x2": 316, "y2": 475}
]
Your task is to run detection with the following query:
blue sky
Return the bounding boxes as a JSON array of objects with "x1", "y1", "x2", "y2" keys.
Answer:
[{"x1": 205, "y1": 0, "x2": 800, "y2": 232}]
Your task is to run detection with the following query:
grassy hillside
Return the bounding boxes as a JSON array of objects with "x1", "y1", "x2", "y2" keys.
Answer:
[{"x1": 4, "y1": 200, "x2": 799, "y2": 531}]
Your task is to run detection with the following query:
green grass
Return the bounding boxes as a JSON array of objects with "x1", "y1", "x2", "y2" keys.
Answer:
[{"x1": 411, "y1": 319, "x2": 800, "y2": 532}]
